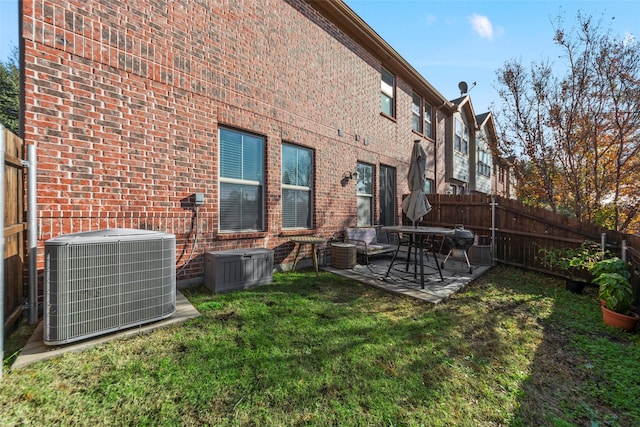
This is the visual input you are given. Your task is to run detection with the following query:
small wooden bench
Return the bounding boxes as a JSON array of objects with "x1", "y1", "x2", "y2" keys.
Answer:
[{"x1": 344, "y1": 226, "x2": 396, "y2": 265}]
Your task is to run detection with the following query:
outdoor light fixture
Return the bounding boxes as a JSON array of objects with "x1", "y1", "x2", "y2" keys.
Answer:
[
  {"x1": 342, "y1": 170, "x2": 360, "y2": 181},
  {"x1": 340, "y1": 169, "x2": 360, "y2": 187}
]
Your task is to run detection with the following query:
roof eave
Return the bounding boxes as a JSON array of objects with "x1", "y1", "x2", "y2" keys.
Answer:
[{"x1": 307, "y1": 0, "x2": 455, "y2": 111}]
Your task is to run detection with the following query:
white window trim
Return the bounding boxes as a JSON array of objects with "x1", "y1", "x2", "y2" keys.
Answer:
[
  {"x1": 282, "y1": 143, "x2": 314, "y2": 230},
  {"x1": 221, "y1": 177, "x2": 261, "y2": 186},
  {"x1": 424, "y1": 102, "x2": 433, "y2": 138},
  {"x1": 455, "y1": 118, "x2": 469, "y2": 155},
  {"x1": 218, "y1": 128, "x2": 265, "y2": 233},
  {"x1": 381, "y1": 80, "x2": 394, "y2": 97},
  {"x1": 381, "y1": 67, "x2": 395, "y2": 116},
  {"x1": 412, "y1": 92, "x2": 423, "y2": 134},
  {"x1": 356, "y1": 162, "x2": 375, "y2": 226}
]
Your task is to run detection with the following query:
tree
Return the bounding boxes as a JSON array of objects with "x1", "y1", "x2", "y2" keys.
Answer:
[
  {"x1": 0, "y1": 46, "x2": 20, "y2": 135},
  {"x1": 496, "y1": 12, "x2": 640, "y2": 233}
]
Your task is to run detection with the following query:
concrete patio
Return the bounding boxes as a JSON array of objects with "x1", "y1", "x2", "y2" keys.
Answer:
[
  {"x1": 323, "y1": 247, "x2": 493, "y2": 303},
  {"x1": 11, "y1": 291, "x2": 200, "y2": 370}
]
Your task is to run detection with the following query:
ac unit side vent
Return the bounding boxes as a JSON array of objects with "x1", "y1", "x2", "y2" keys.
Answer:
[{"x1": 44, "y1": 229, "x2": 176, "y2": 346}]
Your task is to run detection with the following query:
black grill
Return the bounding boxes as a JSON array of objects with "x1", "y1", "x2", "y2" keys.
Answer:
[
  {"x1": 445, "y1": 229, "x2": 474, "y2": 250},
  {"x1": 441, "y1": 228, "x2": 474, "y2": 273}
]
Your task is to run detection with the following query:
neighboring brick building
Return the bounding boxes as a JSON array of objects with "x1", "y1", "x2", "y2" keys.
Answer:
[{"x1": 21, "y1": 0, "x2": 512, "y2": 284}]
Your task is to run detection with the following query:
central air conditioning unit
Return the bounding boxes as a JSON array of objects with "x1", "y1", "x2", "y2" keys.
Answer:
[{"x1": 44, "y1": 228, "x2": 177, "y2": 346}]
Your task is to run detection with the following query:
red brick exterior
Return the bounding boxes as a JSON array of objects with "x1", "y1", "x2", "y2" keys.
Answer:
[{"x1": 22, "y1": 0, "x2": 448, "y2": 283}]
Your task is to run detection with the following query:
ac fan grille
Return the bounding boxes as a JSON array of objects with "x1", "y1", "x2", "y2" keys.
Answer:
[{"x1": 44, "y1": 230, "x2": 176, "y2": 345}]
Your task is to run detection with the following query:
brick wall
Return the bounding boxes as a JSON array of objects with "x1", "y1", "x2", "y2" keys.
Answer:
[{"x1": 23, "y1": 0, "x2": 442, "y2": 283}]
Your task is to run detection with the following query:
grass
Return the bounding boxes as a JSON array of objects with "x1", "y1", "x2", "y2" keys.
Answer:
[{"x1": 1, "y1": 265, "x2": 639, "y2": 426}]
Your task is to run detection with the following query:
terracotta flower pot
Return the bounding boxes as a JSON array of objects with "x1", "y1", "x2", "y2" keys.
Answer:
[{"x1": 601, "y1": 305, "x2": 638, "y2": 332}]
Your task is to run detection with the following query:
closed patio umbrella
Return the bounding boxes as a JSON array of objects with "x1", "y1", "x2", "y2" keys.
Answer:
[{"x1": 401, "y1": 140, "x2": 431, "y2": 225}]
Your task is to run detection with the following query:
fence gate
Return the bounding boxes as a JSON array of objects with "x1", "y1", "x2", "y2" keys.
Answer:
[{"x1": 3, "y1": 128, "x2": 26, "y2": 333}]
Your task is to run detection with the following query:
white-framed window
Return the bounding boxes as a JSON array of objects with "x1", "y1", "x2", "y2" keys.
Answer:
[
  {"x1": 478, "y1": 161, "x2": 491, "y2": 177},
  {"x1": 477, "y1": 142, "x2": 491, "y2": 177},
  {"x1": 424, "y1": 179, "x2": 433, "y2": 194},
  {"x1": 463, "y1": 126, "x2": 469, "y2": 154},
  {"x1": 412, "y1": 92, "x2": 423, "y2": 133},
  {"x1": 412, "y1": 94, "x2": 433, "y2": 139},
  {"x1": 381, "y1": 67, "x2": 395, "y2": 117},
  {"x1": 424, "y1": 102, "x2": 433, "y2": 139},
  {"x1": 219, "y1": 127, "x2": 264, "y2": 232},
  {"x1": 282, "y1": 143, "x2": 313, "y2": 229},
  {"x1": 454, "y1": 118, "x2": 469, "y2": 155},
  {"x1": 356, "y1": 162, "x2": 374, "y2": 226}
]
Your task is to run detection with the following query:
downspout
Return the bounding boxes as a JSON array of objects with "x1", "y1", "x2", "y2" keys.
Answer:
[
  {"x1": 435, "y1": 103, "x2": 447, "y2": 194},
  {"x1": 491, "y1": 194, "x2": 496, "y2": 266},
  {"x1": 25, "y1": 143, "x2": 37, "y2": 324},
  {"x1": 432, "y1": 113, "x2": 437, "y2": 196},
  {"x1": 0, "y1": 126, "x2": 6, "y2": 380},
  {"x1": 433, "y1": 137, "x2": 437, "y2": 195}
]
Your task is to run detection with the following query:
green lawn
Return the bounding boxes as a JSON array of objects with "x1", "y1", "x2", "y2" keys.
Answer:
[{"x1": 1, "y1": 266, "x2": 639, "y2": 426}]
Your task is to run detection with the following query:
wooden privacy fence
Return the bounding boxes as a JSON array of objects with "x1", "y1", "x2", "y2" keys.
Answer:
[
  {"x1": 3, "y1": 128, "x2": 26, "y2": 333},
  {"x1": 419, "y1": 194, "x2": 640, "y2": 299}
]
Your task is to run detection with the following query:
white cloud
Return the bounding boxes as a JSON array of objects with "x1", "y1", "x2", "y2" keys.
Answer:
[
  {"x1": 469, "y1": 13, "x2": 494, "y2": 40},
  {"x1": 424, "y1": 14, "x2": 436, "y2": 26}
]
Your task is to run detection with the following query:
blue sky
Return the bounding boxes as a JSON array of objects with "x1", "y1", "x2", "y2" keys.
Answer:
[
  {"x1": 0, "y1": 0, "x2": 18, "y2": 61},
  {"x1": 1, "y1": 0, "x2": 638, "y2": 113},
  {"x1": 343, "y1": 0, "x2": 639, "y2": 113}
]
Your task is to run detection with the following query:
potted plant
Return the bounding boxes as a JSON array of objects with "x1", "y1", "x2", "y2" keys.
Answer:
[
  {"x1": 589, "y1": 257, "x2": 638, "y2": 331},
  {"x1": 537, "y1": 241, "x2": 601, "y2": 294}
]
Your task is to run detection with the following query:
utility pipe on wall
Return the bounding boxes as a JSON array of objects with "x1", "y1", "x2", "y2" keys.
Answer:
[
  {"x1": 26, "y1": 143, "x2": 37, "y2": 324},
  {"x1": 0, "y1": 126, "x2": 6, "y2": 380},
  {"x1": 491, "y1": 194, "x2": 497, "y2": 266}
]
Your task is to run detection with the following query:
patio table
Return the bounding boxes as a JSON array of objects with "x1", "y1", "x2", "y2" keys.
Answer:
[
  {"x1": 291, "y1": 236, "x2": 327, "y2": 275},
  {"x1": 382, "y1": 226, "x2": 454, "y2": 288}
]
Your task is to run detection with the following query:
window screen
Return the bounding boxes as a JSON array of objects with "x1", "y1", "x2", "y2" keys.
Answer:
[
  {"x1": 282, "y1": 144, "x2": 313, "y2": 229},
  {"x1": 219, "y1": 128, "x2": 264, "y2": 232},
  {"x1": 356, "y1": 162, "x2": 374, "y2": 226}
]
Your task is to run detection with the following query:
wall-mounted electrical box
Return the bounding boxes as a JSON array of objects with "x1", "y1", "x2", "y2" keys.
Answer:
[{"x1": 194, "y1": 192, "x2": 205, "y2": 206}]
